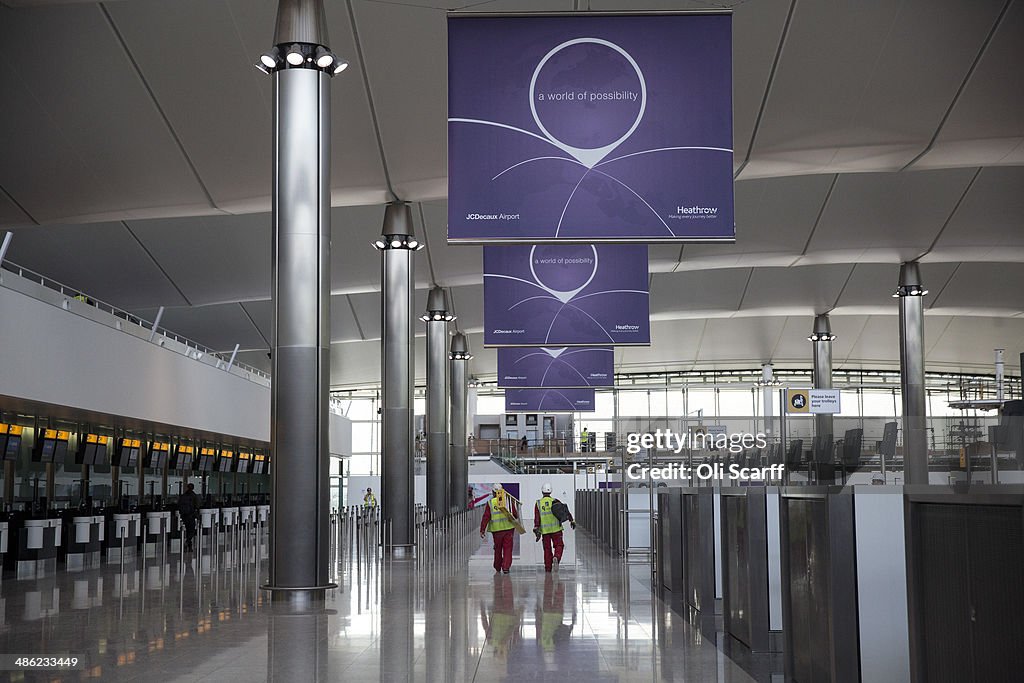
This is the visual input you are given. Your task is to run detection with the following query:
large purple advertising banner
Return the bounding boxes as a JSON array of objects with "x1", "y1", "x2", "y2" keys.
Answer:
[
  {"x1": 505, "y1": 388, "x2": 596, "y2": 413},
  {"x1": 484, "y1": 244, "x2": 650, "y2": 347},
  {"x1": 498, "y1": 346, "x2": 614, "y2": 388},
  {"x1": 448, "y1": 13, "x2": 734, "y2": 243}
]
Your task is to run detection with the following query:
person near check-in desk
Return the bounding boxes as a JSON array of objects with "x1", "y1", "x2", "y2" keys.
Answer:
[
  {"x1": 363, "y1": 487, "x2": 377, "y2": 508},
  {"x1": 533, "y1": 483, "x2": 575, "y2": 572},
  {"x1": 177, "y1": 483, "x2": 200, "y2": 552},
  {"x1": 480, "y1": 484, "x2": 519, "y2": 574}
]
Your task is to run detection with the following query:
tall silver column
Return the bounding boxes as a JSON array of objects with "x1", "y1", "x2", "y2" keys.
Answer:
[
  {"x1": 449, "y1": 333, "x2": 471, "y2": 512},
  {"x1": 897, "y1": 262, "x2": 928, "y2": 484},
  {"x1": 810, "y1": 314, "x2": 835, "y2": 482},
  {"x1": 422, "y1": 287, "x2": 453, "y2": 518},
  {"x1": 260, "y1": 0, "x2": 345, "y2": 599},
  {"x1": 378, "y1": 204, "x2": 419, "y2": 555}
]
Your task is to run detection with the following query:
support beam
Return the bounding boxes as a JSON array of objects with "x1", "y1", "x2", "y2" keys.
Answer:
[
  {"x1": 810, "y1": 314, "x2": 835, "y2": 483},
  {"x1": 422, "y1": 286, "x2": 453, "y2": 518},
  {"x1": 261, "y1": 0, "x2": 340, "y2": 601},
  {"x1": 378, "y1": 203, "x2": 419, "y2": 555},
  {"x1": 449, "y1": 333, "x2": 471, "y2": 512},
  {"x1": 896, "y1": 262, "x2": 928, "y2": 484}
]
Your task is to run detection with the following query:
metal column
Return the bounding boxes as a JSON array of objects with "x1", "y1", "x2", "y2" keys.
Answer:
[
  {"x1": 423, "y1": 286, "x2": 452, "y2": 518},
  {"x1": 811, "y1": 314, "x2": 835, "y2": 482},
  {"x1": 379, "y1": 203, "x2": 418, "y2": 556},
  {"x1": 260, "y1": 0, "x2": 342, "y2": 600},
  {"x1": 897, "y1": 262, "x2": 928, "y2": 484},
  {"x1": 449, "y1": 333, "x2": 471, "y2": 512}
]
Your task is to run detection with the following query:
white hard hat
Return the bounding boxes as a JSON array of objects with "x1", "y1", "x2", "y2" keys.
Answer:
[
  {"x1": 493, "y1": 483, "x2": 503, "y2": 492},
  {"x1": 541, "y1": 483, "x2": 552, "y2": 494}
]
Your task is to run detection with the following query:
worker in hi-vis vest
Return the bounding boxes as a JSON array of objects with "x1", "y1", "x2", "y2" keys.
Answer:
[
  {"x1": 480, "y1": 483, "x2": 519, "y2": 574},
  {"x1": 533, "y1": 483, "x2": 575, "y2": 572},
  {"x1": 363, "y1": 487, "x2": 377, "y2": 508}
]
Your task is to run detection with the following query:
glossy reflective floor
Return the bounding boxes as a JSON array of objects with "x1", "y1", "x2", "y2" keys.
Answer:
[{"x1": 0, "y1": 525, "x2": 777, "y2": 682}]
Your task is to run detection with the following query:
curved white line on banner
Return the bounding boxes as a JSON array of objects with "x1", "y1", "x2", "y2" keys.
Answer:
[
  {"x1": 539, "y1": 359, "x2": 556, "y2": 386},
  {"x1": 529, "y1": 244, "x2": 599, "y2": 303},
  {"x1": 554, "y1": 167, "x2": 591, "y2": 239},
  {"x1": 448, "y1": 118, "x2": 562, "y2": 150},
  {"x1": 563, "y1": 302, "x2": 616, "y2": 343},
  {"x1": 492, "y1": 156, "x2": 581, "y2": 181},
  {"x1": 587, "y1": 167, "x2": 674, "y2": 236},
  {"x1": 554, "y1": 358, "x2": 591, "y2": 385},
  {"x1": 484, "y1": 273, "x2": 550, "y2": 294},
  {"x1": 544, "y1": 302, "x2": 568, "y2": 343},
  {"x1": 570, "y1": 289, "x2": 649, "y2": 302},
  {"x1": 508, "y1": 294, "x2": 559, "y2": 310},
  {"x1": 511, "y1": 352, "x2": 549, "y2": 365},
  {"x1": 596, "y1": 146, "x2": 733, "y2": 167},
  {"x1": 559, "y1": 347, "x2": 615, "y2": 357}
]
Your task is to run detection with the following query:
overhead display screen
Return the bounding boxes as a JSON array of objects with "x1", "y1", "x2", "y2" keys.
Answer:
[
  {"x1": 483, "y1": 244, "x2": 649, "y2": 346},
  {"x1": 498, "y1": 346, "x2": 614, "y2": 388},
  {"x1": 505, "y1": 388, "x2": 596, "y2": 413},
  {"x1": 448, "y1": 13, "x2": 734, "y2": 243}
]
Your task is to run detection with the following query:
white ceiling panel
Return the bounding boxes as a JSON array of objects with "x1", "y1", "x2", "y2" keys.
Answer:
[
  {"x1": 916, "y1": 0, "x2": 1024, "y2": 169},
  {"x1": 744, "y1": 0, "x2": 1005, "y2": 177},
  {"x1": 126, "y1": 213, "x2": 271, "y2": 305},
  {"x1": 330, "y1": 336, "x2": 427, "y2": 387},
  {"x1": 925, "y1": 316, "x2": 1024, "y2": 368},
  {"x1": 839, "y1": 315, "x2": 901, "y2": 370},
  {"x1": 926, "y1": 167, "x2": 1024, "y2": 262},
  {"x1": 650, "y1": 269, "x2": 748, "y2": 318},
  {"x1": 799, "y1": 169, "x2": 976, "y2": 264},
  {"x1": 834, "y1": 263, "x2": 958, "y2": 310},
  {"x1": 346, "y1": 288, "x2": 428, "y2": 342},
  {"x1": 6, "y1": 221, "x2": 188, "y2": 309},
  {"x1": 448, "y1": 284, "x2": 484, "y2": 334},
  {"x1": 929, "y1": 262, "x2": 1024, "y2": 316},
  {"x1": 350, "y1": 0, "x2": 448, "y2": 200},
  {"x1": 616, "y1": 318, "x2": 707, "y2": 373},
  {"x1": 739, "y1": 264, "x2": 852, "y2": 314},
  {"x1": 696, "y1": 317, "x2": 788, "y2": 365},
  {"x1": 331, "y1": 204, "x2": 393, "y2": 294},
  {"x1": 419, "y1": 201, "x2": 482, "y2": 287},
  {"x1": 681, "y1": 174, "x2": 833, "y2": 268},
  {"x1": 0, "y1": 4, "x2": 214, "y2": 223}
]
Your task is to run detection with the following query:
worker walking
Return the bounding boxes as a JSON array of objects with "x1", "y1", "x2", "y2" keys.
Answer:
[
  {"x1": 363, "y1": 487, "x2": 377, "y2": 508},
  {"x1": 480, "y1": 484, "x2": 520, "y2": 574},
  {"x1": 533, "y1": 483, "x2": 575, "y2": 572}
]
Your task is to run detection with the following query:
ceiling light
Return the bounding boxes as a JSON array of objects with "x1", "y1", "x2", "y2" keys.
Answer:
[
  {"x1": 333, "y1": 59, "x2": 349, "y2": 74},
  {"x1": 315, "y1": 48, "x2": 335, "y2": 69},
  {"x1": 286, "y1": 46, "x2": 305, "y2": 66},
  {"x1": 407, "y1": 239, "x2": 418, "y2": 249},
  {"x1": 260, "y1": 50, "x2": 279, "y2": 69},
  {"x1": 254, "y1": 62, "x2": 271, "y2": 74},
  {"x1": 373, "y1": 240, "x2": 386, "y2": 250},
  {"x1": 390, "y1": 239, "x2": 402, "y2": 248}
]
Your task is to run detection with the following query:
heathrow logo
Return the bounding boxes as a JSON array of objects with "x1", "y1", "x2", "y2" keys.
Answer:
[{"x1": 670, "y1": 205, "x2": 720, "y2": 220}]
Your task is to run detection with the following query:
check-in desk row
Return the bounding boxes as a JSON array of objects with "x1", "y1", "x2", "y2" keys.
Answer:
[
  {"x1": 652, "y1": 485, "x2": 1024, "y2": 683},
  {"x1": 0, "y1": 504, "x2": 270, "y2": 577}
]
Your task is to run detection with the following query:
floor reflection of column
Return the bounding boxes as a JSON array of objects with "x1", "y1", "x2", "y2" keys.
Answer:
[
  {"x1": 379, "y1": 561, "x2": 415, "y2": 680},
  {"x1": 268, "y1": 605, "x2": 329, "y2": 682},
  {"x1": 448, "y1": 570, "x2": 470, "y2": 682}
]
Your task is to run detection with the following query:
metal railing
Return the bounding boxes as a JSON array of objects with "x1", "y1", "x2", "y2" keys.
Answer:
[{"x1": 0, "y1": 260, "x2": 270, "y2": 382}]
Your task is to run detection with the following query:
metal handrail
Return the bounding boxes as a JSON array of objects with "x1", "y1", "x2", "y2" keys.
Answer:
[{"x1": 0, "y1": 260, "x2": 270, "y2": 380}]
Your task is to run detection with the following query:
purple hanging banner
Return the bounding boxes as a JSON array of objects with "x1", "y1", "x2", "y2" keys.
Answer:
[
  {"x1": 498, "y1": 346, "x2": 614, "y2": 388},
  {"x1": 484, "y1": 243, "x2": 649, "y2": 347},
  {"x1": 505, "y1": 388, "x2": 596, "y2": 413},
  {"x1": 448, "y1": 13, "x2": 734, "y2": 243}
]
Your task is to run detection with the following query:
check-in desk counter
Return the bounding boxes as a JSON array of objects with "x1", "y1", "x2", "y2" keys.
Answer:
[
  {"x1": 678, "y1": 487, "x2": 719, "y2": 636},
  {"x1": 779, "y1": 487, "x2": 859, "y2": 683},
  {"x1": 719, "y1": 487, "x2": 782, "y2": 653},
  {"x1": 71, "y1": 576, "x2": 104, "y2": 610},
  {"x1": 105, "y1": 512, "x2": 141, "y2": 563},
  {"x1": 142, "y1": 510, "x2": 171, "y2": 557},
  {"x1": 15, "y1": 518, "x2": 62, "y2": 578},
  {"x1": 239, "y1": 505, "x2": 256, "y2": 526},
  {"x1": 257, "y1": 504, "x2": 270, "y2": 524},
  {"x1": 220, "y1": 506, "x2": 239, "y2": 537},
  {"x1": 656, "y1": 489, "x2": 685, "y2": 611},
  {"x1": 65, "y1": 515, "x2": 105, "y2": 570}
]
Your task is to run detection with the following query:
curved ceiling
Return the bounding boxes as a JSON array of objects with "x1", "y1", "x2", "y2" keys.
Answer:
[{"x1": 1, "y1": 0, "x2": 1022, "y2": 386}]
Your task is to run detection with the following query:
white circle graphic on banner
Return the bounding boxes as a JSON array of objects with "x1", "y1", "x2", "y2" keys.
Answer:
[{"x1": 529, "y1": 37, "x2": 647, "y2": 168}]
